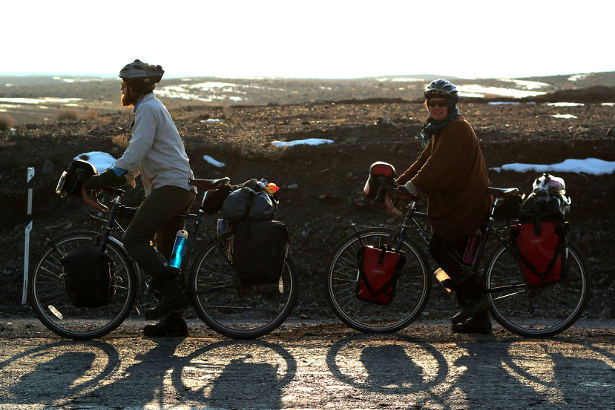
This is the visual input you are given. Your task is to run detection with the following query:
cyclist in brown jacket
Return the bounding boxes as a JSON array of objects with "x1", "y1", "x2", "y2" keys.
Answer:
[{"x1": 387, "y1": 79, "x2": 492, "y2": 333}]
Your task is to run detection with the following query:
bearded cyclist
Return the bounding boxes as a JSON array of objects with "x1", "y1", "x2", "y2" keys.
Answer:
[
  {"x1": 85, "y1": 59, "x2": 196, "y2": 337},
  {"x1": 387, "y1": 79, "x2": 493, "y2": 333}
]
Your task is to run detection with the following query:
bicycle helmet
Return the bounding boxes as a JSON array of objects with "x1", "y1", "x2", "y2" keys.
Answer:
[
  {"x1": 55, "y1": 159, "x2": 98, "y2": 198},
  {"x1": 424, "y1": 79, "x2": 459, "y2": 102},
  {"x1": 119, "y1": 59, "x2": 164, "y2": 84}
]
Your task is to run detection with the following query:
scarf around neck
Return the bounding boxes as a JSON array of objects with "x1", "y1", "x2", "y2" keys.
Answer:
[{"x1": 419, "y1": 105, "x2": 460, "y2": 147}]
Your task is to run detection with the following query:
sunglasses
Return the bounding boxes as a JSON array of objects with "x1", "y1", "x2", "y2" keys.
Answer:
[{"x1": 428, "y1": 100, "x2": 448, "y2": 108}]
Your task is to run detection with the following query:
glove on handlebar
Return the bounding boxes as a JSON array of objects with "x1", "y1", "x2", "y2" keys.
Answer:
[
  {"x1": 85, "y1": 169, "x2": 126, "y2": 190},
  {"x1": 402, "y1": 180, "x2": 420, "y2": 197}
]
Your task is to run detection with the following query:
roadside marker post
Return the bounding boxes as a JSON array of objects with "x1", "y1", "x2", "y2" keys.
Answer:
[{"x1": 22, "y1": 167, "x2": 34, "y2": 305}]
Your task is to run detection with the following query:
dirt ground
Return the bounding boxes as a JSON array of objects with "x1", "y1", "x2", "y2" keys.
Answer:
[
  {"x1": 0, "y1": 83, "x2": 614, "y2": 322},
  {"x1": 1, "y1": 318, "x2": 615, "y2": 408}
]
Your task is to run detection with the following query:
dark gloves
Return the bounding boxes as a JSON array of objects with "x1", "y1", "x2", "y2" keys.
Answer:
[{"x1": 85, "y1": 169, "x2": 126, "y2": 190}]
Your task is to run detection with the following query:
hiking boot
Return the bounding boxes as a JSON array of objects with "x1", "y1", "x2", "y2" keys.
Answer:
[
  {"x1": 452, "y1": 310, "x2": 492, "y2": 334},
  {"x1": 144, "y1": 277, "x2": 189, "y2": 320},
  {"x1": 451, "y1": 296, "x2": 489, "y2": 325},
  {"x1": 143, "y1": 312, "x2": 188, "y2": 337}
]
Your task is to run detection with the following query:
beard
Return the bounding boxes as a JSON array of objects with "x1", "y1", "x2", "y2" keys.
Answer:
[{"x1": 121, "y1": 88, "x2": 138, "y2": 107}]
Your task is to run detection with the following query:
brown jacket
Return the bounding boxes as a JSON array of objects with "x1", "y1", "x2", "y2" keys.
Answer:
[{"x1": 397, "y1": 116, "x2": 491, "y2": 242}]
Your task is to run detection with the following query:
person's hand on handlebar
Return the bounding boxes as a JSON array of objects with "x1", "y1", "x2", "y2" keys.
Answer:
[{"x1": 385, "y1": 180, "x2": 420, "y2": 217}]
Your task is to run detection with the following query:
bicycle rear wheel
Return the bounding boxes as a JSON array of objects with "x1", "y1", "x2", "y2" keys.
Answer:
[
  {"x1": 30, "y1": 231, "x2": 137, "y2": 339},
  {"x1": 327, "y1": 228, "x2": 431, "y2": 333},
  {"x1": 485, "y1": 242, "x2": 590, "y2": 337},
  {"x1": 190, "y1": 240, "x2": 298, "y2": 339}
]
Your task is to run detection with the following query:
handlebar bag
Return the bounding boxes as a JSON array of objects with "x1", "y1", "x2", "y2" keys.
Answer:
[
  {"x1": 61, "y1": 245, "x2": 115, "y2": 307},
  {"x1": 513, "y1": 222, "x2": 563, "y2": 286},
  {"x1": 231, "y1": 220, "x2": 288, "y2": 284},
  {"x1": 356, "y1": 245, "x2": 406, "y2": 304},
  {"x1": 363, "y1": 161, "x2": 397, "y2": 202}
]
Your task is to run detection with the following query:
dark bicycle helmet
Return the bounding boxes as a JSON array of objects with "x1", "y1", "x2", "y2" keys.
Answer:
[
  {"x1": 424, "y1": 79, "x2": 459, "y2": 101},
  {"x1": 119, "y1": 59, "x2": 164, "y2": 84}
]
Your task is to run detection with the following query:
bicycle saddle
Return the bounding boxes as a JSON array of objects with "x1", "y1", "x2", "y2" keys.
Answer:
[
  {"x1": 189, "y1": 177, "x2": 230, "y2": 191},
  {"x1": 488, "y1": 187, "x2": 520, "y2": 198}
]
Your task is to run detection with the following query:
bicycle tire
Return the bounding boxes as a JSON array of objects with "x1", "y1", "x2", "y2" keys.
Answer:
[
  {"x1": 485, "y1": 241, "x2": 590, "y2": 337},
  {"x1": 30, "y1": 231, "x2": 137, "y2": 340},
  {"x1": 189, "y1": 240, "x2": 298, "y2": 339},
  {"x1": 327, "y1": 227, "x2": 431, "y2": 333}
]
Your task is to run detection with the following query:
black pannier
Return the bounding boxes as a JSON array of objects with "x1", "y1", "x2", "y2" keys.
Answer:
[
  {"x1": 231, "y1": 220, "x2": 289, "y2": 283},
  {"x1": 61, "y1": 245, "x2": 115, "y2": 308},
  {"x1": 363, "y1": 161, "x2": 397, "y2": 202},
  {"x1": 220, "y1": 180, "x2": 287, "y2": 284}
]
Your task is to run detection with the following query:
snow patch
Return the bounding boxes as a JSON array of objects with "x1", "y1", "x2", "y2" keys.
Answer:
[
  {"x1": 203, "y1": 155, "x2": 225, "y2": 168},
  {"x1": 272, "y1": 138, "x2": 334, "y2": 147},
  {"x1": 490, "y1": 158, "x2": 615, "y2": 175}
]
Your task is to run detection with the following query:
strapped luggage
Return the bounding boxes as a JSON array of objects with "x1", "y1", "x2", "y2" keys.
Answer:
[
  {"x1": 221, "y1": 179, "x2": 286, "y2": 284},
  {"x1": 356, "y1": 245, "x2": 406, "y2": 305},
  {"x1": 513, "y1": 173, "x2": 571, "y2": 286},
  {"x1": 222, "y1": 187, "x2": 277, "y2": 221},
  {"x1": 61, "y1": 245, "x2": 115, "y2": 307}
]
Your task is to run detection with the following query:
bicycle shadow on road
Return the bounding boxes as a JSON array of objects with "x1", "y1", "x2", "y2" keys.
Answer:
[
  {"x1": 87, "y1": 336, "x2": 186, "y2": 407},
  {"x1": 170, "y1": 339, "x2": 297, "y2": 408},
  {"x1": 495, "y1": 339, "x2": 615, "y2": 406},
  {"x1": 0, "y1": 341, "x2": 120, "y2": 407},
  {"x1": 326, "y1": 333, "x2": 449, "y2": 401}
]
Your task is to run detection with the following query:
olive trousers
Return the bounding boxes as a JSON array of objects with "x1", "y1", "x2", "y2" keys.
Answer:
[{"x1": 122, "y1": 185, "x2": 195, "y2": 281}]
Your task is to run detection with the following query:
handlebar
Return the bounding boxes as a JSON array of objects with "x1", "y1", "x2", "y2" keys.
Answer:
[
  {"x1": 81, "y1": 185, "x2": 126, "y2": 212},
  {"x1": 377, "y1": 177, "x2": 418, "y2": 202}
]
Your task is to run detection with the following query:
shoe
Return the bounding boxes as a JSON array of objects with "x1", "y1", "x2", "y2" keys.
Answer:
[
  {"x1": 143, "y1": 312, "x2": 188, "y2": 337},
  {"x1": 451, "y1": 296, "x2": 489, "y2": 325},
  {"x1": 452, "y1": 311, "x2": 492, "y2": 334},
  {"x1": 144, "y1": 277, "x2": 189, "y2": 320}
]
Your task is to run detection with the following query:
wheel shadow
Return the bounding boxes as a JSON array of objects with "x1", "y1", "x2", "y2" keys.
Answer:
[
  {"x1": 496, "y1": 338, "x2": 615, "y2": 406},
  {"x1": 170, "y1": 339, "x2": 297, "y2": 409},
  {"x1": 0, "y1": 341, "x2": 120, "y2": 407},
  {"x1": 326, "y1": 332, "x2": 615, "y2": 407},
  {"x1": 326, "y1": 333, "x2": 450, "y2": 406}
]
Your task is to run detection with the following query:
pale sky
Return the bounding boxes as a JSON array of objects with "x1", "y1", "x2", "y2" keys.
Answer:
[{"x1": 2, "y1": 0, "x2": 614, "y2": 79}]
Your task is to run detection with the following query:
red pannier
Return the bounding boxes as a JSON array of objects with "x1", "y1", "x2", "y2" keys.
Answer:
[
  {"x1": 514, "y1": 222, "x2": 562, "y2": 286},
  {"x1": 357, "y1": 245, "x2": 405, "y2": 304}
]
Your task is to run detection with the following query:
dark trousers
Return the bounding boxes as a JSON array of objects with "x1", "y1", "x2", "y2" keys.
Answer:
[
  {"x1": 428, "y1": 233, "x2": 469, "y2": 278},
  {"x1": 429, "y1": 233, "x2": 483, "y2": 307},
  {"x1": 122, "y1": 186, "x2": 195, "y2": 281}
]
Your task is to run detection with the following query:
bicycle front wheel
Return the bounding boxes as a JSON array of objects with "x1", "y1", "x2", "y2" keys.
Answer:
[
  {"x1": 327, "y1": 228, "x2": 431, "y2": 333},
  {"x1": 190, "y1": 240, "x2": 298, "y2": 339},
  {"x1": 485, "y1": 242, "x2": 590, "y2": 337},
  {"x1": 30, "y1": 231, "x2": 137, "y2": 339}
]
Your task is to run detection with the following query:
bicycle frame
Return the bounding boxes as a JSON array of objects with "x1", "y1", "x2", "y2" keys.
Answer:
[{"x1": 392, "y1": 197, "x2": 523, "y2": 294}]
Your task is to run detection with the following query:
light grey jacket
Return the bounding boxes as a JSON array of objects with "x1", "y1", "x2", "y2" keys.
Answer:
[{"x1": 114, "y1": 93, "x2": 195, "y2": 195}]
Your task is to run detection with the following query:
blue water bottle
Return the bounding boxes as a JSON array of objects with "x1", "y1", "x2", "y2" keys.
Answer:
[{"x1": 169, "y1": 230, "x2": 188, "y2": 269}]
